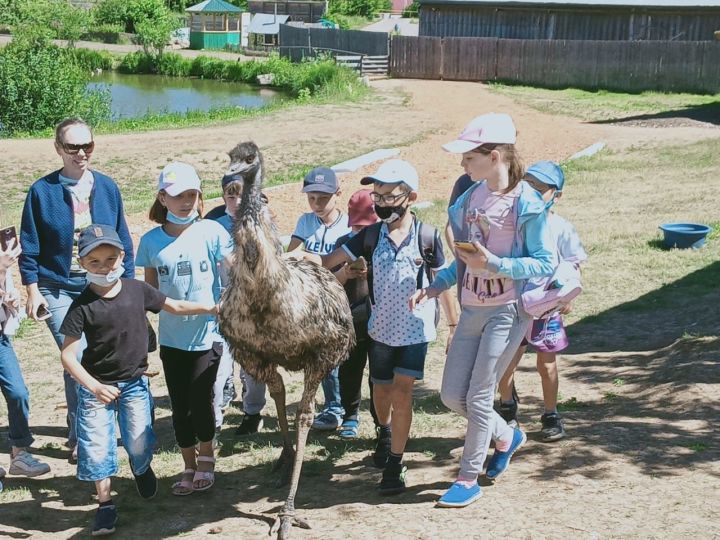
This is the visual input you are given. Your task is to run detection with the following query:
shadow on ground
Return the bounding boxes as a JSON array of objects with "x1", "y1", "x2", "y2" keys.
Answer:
[{"x1": 590, "y1": 101, "x2": 720, "y2": 127}]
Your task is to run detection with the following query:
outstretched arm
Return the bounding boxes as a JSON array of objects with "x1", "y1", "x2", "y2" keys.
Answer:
[{"x1": 163, "y1": 298, "x2": 218, "y2": 316}]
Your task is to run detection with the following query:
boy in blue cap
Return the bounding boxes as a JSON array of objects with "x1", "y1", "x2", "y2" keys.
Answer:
[
  {"x1": 60, "y1": 224, "x2": 218, "y2": 536},
  {"x1": 497, "y1": 161, "x2": 587, "y2": 441}
]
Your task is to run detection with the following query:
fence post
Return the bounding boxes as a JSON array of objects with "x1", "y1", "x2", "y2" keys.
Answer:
[{"x1": 440, "y1": 37, "x2": 444, "y2": 80}]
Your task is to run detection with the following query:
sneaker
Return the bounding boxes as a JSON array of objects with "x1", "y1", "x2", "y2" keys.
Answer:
[
  {"x1": 485, "y1": 427, "x2": 527, "y2": 480},
  {"x1": 133, "y1": 466, "x2": 158, "y2": 500},
  {"x1": 379, "y1": 463, "x2": 407, "y2": 495},
  {"x1": 372, "y1": 427, "x2": 392, "y2": 469},
  {"x1": 497, "y1": 400, "x2": 519, "y2": 428},
  {"x1": 235, "y1": 414, "x2": 263, "y2": 436},
  {"x1": 9, "y1": 450, "x2": 51, "y2": 477},
  {"x1": 541, "y1": 412, "x2": 566, "y2": 442},
  {"x1": 338, "y1": 418, "x2": 360, "y2": 440},
  {"x1": 92, "y1": 505, "x2": 117, "y2": 536},
  {"x1": 437, "y1": 482, "x2": 483, "y2": 508},
  {"x1": 311, "y1": 410, "x2": 341, "y2": 431},
  {"x1": 221, "y1": 380, "x2": 237, "y2": 411}
]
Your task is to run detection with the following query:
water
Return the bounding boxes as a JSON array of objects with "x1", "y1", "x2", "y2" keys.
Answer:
[{"x1": 87, "y1": 71, "x2": 285, "y2": 120}]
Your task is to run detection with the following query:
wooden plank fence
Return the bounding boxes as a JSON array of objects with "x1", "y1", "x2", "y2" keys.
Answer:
[
  {"x1": 390, "y1": 36, "x2": 720, "y2": 93},
  {"x1": 279, "y1": 24, "x2": 389, "y2": 63}
]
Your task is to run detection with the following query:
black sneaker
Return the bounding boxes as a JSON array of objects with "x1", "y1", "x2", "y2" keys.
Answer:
[
  {"x1": 379, "y1": 463, "x2": 407, "y2": 495},
  {"x1": 92, "y1": 505, "x2": 117, "y2": 536},
  {"x1": 540, "y1": 412, "x2": 566, "y2": 442},
  {"x1": 235, "y1": 414, "x2": 263, "y2": 436},
  {"x1": 133, "y1": 466, "x2": 158, "y2": 500},
  {"x1": 372, "y1": 427, "x2": 392, "y2": 469},
  {"x1": 498, "y1": 401, "x2": 519, "y2": 427}
]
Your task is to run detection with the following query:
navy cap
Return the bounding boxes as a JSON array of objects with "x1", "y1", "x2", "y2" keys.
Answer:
[
  {"x1": 302, "y1": 167, "x2": 338, "y2": 194},
  {"x1": 78, "y1": 224, "x2": 124, "y2": 257},
  {"x1": 221, "y1": 173, "x2": 242, "y2": 189},
  {"x1": 525, "y1": 161, "x2": 565, "y2": 192}
]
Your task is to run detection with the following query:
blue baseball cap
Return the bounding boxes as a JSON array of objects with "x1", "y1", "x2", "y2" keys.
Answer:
[
  {"x1": 302, "y1": 167, "x2": 339, "y2": 194},
  {"x1": 525, "y1": 161, "x2": 565, "y2": 192},
  {"x1": 78, "y1": 224, "x2": 124, "y2": 257}
]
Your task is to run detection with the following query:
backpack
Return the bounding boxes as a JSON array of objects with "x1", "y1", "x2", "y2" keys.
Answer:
[{"x1": 362, "y1": 216, "x2": 441, "y2": 326}]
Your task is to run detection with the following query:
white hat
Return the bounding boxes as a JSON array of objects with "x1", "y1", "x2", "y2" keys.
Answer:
[
  {"x1": 442, "y1": 113, "x2": 517, "y2": 154},
  {"x1": 360, "y1": 159, "x2": 419, "y2": 191},
  {"x1": 158, "y1": 162, "x2": 202, "y2": 196}
]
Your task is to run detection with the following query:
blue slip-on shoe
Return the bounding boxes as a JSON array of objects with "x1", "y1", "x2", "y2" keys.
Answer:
[
  {"x1": 338, "y1": 418, "x2": 360, "y2": 439},
  {"x1": 486, "y1": 427, "x2": 527, "y2": 480},
  {"x1": 311, "y1": 410, "x2": 341, "y2": 431},
  {"x1": 436, "y1": 482, "x2": 482, "y2": 508}
]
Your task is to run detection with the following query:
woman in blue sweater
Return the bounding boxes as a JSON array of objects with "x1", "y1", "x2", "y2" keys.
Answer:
[{"x1": 19, "y1": 118, "x2": 134, "y2": 458}]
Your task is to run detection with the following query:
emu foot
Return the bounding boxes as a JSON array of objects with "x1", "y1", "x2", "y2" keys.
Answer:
[
  {"x1": 269, "y1": 510, "x2": 311, "y2": 539},
  {"x1": 272, "y1": 446, "x2": 295, "y2": 487}
]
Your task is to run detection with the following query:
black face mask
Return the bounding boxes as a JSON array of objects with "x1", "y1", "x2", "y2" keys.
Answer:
[{"x1": 374, "y1": 203, "x2": 408, "y2": 224}]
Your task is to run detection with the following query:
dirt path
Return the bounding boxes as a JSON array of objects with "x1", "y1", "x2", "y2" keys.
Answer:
[{"x1": 1, "y1": 79, "x2": 719, "y2": 539}]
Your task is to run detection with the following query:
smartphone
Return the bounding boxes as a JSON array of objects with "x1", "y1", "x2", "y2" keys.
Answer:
[
  {"x1": 454, "y1": 241, "x2": 479, "y2": 253},
  {"x1": 349, "y1": 256, "x2": 367, "y2": 270},
  {"x1": 36, "y1": 304, "x2": 52, "y2": 321},
  {"x1": 0, "y1": 226, "x2": 17, "y2": 251}
]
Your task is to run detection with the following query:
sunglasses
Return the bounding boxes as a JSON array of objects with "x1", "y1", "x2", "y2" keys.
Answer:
[{"x1": 60, "y1": 141, "x2": 95, "y2": 155}]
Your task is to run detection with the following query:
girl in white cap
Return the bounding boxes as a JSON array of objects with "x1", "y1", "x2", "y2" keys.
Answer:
[
  {"x1": 411, "y1": 113, "x2": 555, "y2": 507},
  {"x1": 135, "y1": 162, "x2": 233, "y2": 495}
]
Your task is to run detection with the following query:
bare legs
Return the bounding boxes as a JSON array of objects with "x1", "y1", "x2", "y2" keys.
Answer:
[{"x1": 373, "y1": 374, "x2": 415, "y2": 454}]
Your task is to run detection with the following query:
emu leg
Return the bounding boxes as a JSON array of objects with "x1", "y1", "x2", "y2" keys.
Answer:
[
  {"x1": 270, "y1": 372, "x2": 322, "y2": 540},
  {"x1": 267, "y1": 369, "x2": 294, "y2": 486}
]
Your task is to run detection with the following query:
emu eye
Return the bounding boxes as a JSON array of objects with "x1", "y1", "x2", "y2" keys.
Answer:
[{"x1": 245, "y1": 155, "x2": 255, "y2": 164}]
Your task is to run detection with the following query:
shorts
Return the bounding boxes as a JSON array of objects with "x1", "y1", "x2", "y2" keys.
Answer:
[
  {"x1": 522, "y1": 313, "x2": 569, "y2": 353},
  {"x1": 368, "y1": 340, "x2": 429, "y2": 384}
]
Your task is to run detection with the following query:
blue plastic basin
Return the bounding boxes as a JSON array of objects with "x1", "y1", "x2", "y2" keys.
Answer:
[{"x1": 659, "y1": 223, "x2": 711, "y2": 249}]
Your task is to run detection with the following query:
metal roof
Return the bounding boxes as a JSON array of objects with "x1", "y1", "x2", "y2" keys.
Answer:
[
  {"x1": 248, "y1": 13, "x2": 290, "y2": 34},
  {"x1": 186, "y1": 0, "x2": 244, "y2": 13},
  {"x1": 417, "y1": 0, "x2": 720, "y2": 7}
]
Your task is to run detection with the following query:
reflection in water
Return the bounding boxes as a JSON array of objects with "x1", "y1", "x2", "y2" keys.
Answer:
[{"x1": 88, "y1": 72, "x2": 285, "y2": 119}]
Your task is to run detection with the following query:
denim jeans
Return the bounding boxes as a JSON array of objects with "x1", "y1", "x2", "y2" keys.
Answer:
[
  {"x1": 319, "y1": 367, "x2": 344, "y2": 418},
  {"x1": 0, "y1": 334, "x2": 33, "y2": 447},
  {"x1": 39, "y1": 281, "x2": 87, "y2": 445},
  {"x1": 76, "y1": 376, "x2": 156, "y2": 482}
]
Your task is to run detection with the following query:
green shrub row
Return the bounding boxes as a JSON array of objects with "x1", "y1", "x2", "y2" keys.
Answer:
[{"x1": 69, "y1": 48, "x2": 116, "y2": 72}]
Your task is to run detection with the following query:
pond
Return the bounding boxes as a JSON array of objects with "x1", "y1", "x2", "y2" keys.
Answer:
[{"x1": 87, "y1": 71, "x2": 286, "y2": 120}]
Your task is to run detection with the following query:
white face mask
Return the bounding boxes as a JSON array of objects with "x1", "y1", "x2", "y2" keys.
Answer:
[
  {"x1": 166, "y1": 210, "x2": 199, "y2": 225},
  {"x1": 86, "y1": 264, "x2": 124, "y2": 287}
]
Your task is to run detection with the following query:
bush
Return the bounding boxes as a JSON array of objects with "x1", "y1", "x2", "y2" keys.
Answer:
[
  {"x1": 156, "y1": 52, "x2": 190, "y2": 76},
  {"x1": 118, "y1": 50, "x2": 156, "y2": 73},
  {"x1": 328, "y1": 0, "x2": 391, "y2": 17},
  {"x1": 5, "y1": 0, "x2": 91, "y2": 44},
  {"x1": 69, "y1": 48, "x2": 116, "y2": 71},
  {"x1": 0, "y1": 34, "x2": 110, "y2": 135},
  {"x1": 93, "y1": 0, "x2": 171, "y2": 33}
]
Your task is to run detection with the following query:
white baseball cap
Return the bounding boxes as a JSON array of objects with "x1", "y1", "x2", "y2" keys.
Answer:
[
  {"x1": 360, "y1": 159, "x2": 419, "y2": 191},
  {"x1": 158, "y1": 162, "x2": 202, "y2": 196},
  {"x1": 442, "y1": 113, "x2": 517, "y2": 154}
]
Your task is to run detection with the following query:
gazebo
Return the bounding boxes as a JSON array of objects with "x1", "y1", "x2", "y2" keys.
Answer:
[{"x1": 186, "y1": 0, "x2": 244, "y2": 50}]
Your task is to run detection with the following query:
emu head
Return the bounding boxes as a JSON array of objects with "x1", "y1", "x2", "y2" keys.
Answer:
[{"x1": 226, "y1": 141, "x2": 263, "y2": 186}]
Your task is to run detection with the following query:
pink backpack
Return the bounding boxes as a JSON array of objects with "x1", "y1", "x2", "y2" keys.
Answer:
[{"x1": 521, "y1": 261, "x2": 582, "y2": 319}]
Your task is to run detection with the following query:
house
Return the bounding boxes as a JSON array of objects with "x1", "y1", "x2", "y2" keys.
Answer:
[
  {"x1": 417, "y1": 0, "x2": 720, "y2": 40},
  {"x1": 248, "y1": 13, "x2": 291, "y2": 48},
  {"x1": 247, "y1": 1, "x2": 327, "y2": 23}
]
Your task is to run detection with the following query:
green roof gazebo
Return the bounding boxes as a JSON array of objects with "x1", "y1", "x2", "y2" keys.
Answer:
[{"x1": 186, "y1": 0, "x2": 243, "y2": 50}]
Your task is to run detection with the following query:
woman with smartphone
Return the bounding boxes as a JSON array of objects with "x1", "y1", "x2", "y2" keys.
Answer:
[{"x1": 19, "y1": 117, "x2": 134, "y2": 460}]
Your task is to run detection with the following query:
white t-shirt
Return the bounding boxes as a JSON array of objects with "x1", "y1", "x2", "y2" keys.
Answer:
[{"x1": 291, "y1": 212, "x2": 350, "y2": 255}]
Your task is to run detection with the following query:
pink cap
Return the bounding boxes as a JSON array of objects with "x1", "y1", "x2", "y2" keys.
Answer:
[
  {"x1": 442, "y1": 113, "x2": 517, "y2": 153},
  {"x1": 347, "y1": 189, "x2": 378, "y2": 227}
]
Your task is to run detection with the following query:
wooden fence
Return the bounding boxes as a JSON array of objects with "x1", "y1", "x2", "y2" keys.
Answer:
[
  {"x1": 279, "y1": 24, "x2": 389, "y2": 62},
  {"x1": 390, "y1": 36, "x2": 720, "y2": 93}
]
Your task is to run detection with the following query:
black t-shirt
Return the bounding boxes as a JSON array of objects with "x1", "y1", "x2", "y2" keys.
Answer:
[
  {"x1": 448, "y1": 173, "x2": 475, "y2": 208},
  {"x1": 60, "y1": 279, "x2": 167, "y2": 384}
]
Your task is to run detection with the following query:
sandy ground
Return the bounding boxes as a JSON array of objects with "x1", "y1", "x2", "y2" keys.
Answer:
[{"x1": 1, "y1": 79, "x2": 719, "y2": 539}]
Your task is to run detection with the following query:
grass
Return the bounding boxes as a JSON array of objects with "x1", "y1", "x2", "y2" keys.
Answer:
[{"x1": 488, "y1": 83, "x2": 720, "y2": 122}]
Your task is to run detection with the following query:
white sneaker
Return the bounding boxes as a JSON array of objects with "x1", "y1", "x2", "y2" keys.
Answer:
[
  {"x1": 0, "y1": 465, "x2": 6, "y2": 478},
  {"x1": 9, "y1": 450, "x2": 51, "y2": 477}
]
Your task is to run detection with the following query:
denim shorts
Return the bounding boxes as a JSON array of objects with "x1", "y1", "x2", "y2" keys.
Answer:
[
  {"x1": 76, "y1": 376, "x2": 156, "y2": 482},
  {"x1": 368, "y1": 340, "x2": 429, "y2": 384}
]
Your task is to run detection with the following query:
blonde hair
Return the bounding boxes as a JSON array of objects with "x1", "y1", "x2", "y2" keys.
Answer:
[
  {"x1": 149, "y1": 191, "x2": 205, "y2": 224},
  {"x1": 55, "y1": 117, "x2": 91, "y2": 144},
  {"x1": 473, "y1": 143, "x2": 525, "y2": 191}
]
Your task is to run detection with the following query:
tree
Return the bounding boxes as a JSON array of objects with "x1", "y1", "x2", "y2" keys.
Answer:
[{"x1": 133, "y1": 7, "x2": 177, "y2": 60}]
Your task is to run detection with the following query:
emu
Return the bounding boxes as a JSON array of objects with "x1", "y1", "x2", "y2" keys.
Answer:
[{"x1": 219, "y1": 142, "x2": 355, "y2": 539}]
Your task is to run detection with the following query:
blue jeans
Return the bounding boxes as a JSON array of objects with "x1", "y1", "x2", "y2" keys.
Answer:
[
  {"x1": 0, "y1": 334, "x2": 33, "y2": 448},
  {"x1": 319, "y1": 367, "x2": 344, "y2": 417},
  {"x1": 368, "y1": 340, "x2": 429, "y2": 384},
  {"x1": 39, "y1": 281, "x2": 87, "y2": 445},
  {"x1": 76, "y1": 376, "x2": 156, "y2": 482}
]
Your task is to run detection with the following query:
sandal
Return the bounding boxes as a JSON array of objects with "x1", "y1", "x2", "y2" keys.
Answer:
[
  {"x1": 172, "y1": 468, "x2": 195, "y2": 496},
  {"x1": 338, "y1": 419, "x2": 359, "y2": 440},
  {"x1": 193, "y1": 456, "x2": 215, "y2": 492}
]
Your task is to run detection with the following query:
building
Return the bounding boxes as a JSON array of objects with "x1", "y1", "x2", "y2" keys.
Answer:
[
  {"x1": 186, "y1": 0, "x2": 244, "y2": 50},
  {"x1": 248, "y1": 13, "x2": 291, "y2": 48},
  {"x1": 418, "y1": 0, "x2": 720, "y2": 40},
  {"x1": 248, "y1": 1, "x2": 326, "y2": 23}
]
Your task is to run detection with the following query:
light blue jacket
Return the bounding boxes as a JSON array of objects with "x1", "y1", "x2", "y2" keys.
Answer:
[{"x1": 431, "y1": 180, "x2": 556, "y2": 299}]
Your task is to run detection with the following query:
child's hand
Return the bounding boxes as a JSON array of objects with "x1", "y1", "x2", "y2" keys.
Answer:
[
  {"x1": 344, "y1": 264, "x2": 367, "y2": 280},
  {"x1": 92, "y1": 383, "x2": 120, "y2": 404},
  {"x1": 209, "y1": 303, "x2": 220, "y2": 316},
  {"x1": 409, "y1": 287, "x2": 440, "y2": 311},
  {"x1": 560, "y1": 303, "x2": 572, "y2": 315},
  {"x1": 446, "y1": 325, "x2": 456, "y2": 354},
  {"x1": 0, "y1": 237, "x2": 21, "y2": 272},
  {"x1": 456, "y1": 242, "x2": 491, "y2": 270}
]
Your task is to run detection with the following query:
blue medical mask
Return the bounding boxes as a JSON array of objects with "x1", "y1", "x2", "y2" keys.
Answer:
[
  {"x1": 166, "y1": 210, "x2": 199, "y2": 225},
  {"x1": 86, "y1": 264, "x2": 124, "y2": 287}
]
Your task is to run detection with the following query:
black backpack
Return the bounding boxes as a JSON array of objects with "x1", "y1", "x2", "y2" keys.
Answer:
[{"x1": 361, "y1": 217, "x2": 441, "y2": 326}]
